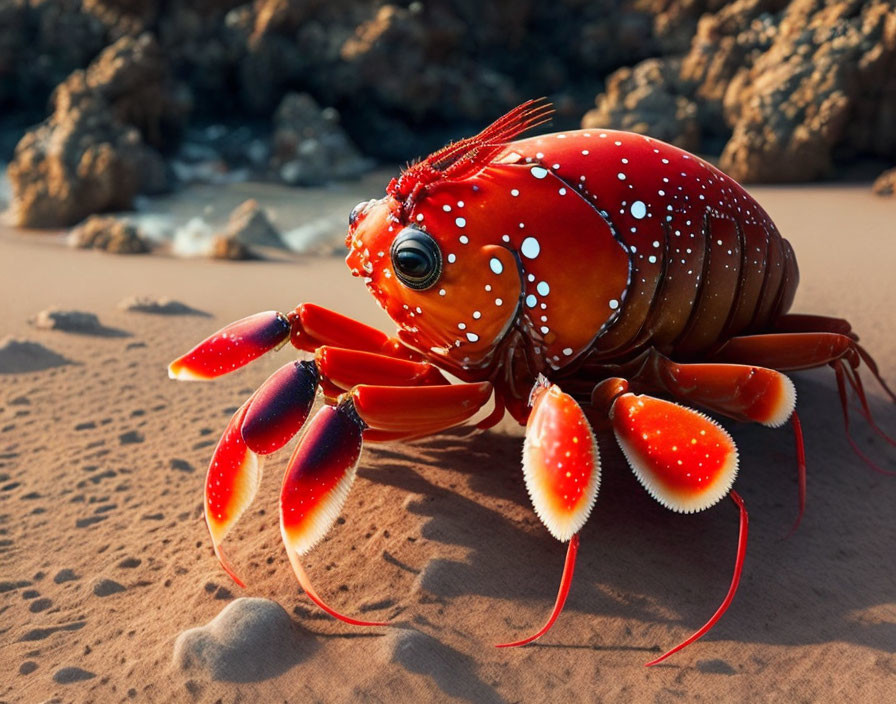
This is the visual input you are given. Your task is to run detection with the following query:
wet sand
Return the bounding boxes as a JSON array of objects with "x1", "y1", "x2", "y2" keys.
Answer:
[{"x1": 0, "y1": 183, "x2": 894, "y2": 703}]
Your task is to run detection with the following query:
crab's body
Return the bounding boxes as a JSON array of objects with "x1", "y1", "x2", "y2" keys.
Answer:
[{"x1": 169, "y1": 101, "x2": 893, "y2": 665}]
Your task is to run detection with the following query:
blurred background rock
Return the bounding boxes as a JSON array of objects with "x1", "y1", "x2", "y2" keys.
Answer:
[{"x1": 1, "y1": 0, "x2": 894, "y2": 229}]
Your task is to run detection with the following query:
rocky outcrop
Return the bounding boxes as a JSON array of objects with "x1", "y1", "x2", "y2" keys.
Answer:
[
  {"x1": 68, "y1": 215, "x2": 150, "y2": 254},
  {"x1": 720, "y1": 0, "x2": 896, "y2": 182},
  {"x1": 582, "y1": 59, "x2": 700, "y2": 151},
  {"x1": 270, "y1": 93, "x2": 369, "y2": 186},
  {"x1": 6, "y1": 34, "x2": 185, "y2": 227},
  {"x1": 584, "y1": 0, "x2": 896, "y2": 182}
]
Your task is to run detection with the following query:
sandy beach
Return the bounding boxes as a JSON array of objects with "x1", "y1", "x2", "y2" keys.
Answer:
[{"x1": 1, "y1": 182, "x2": 894, "y2": 703}]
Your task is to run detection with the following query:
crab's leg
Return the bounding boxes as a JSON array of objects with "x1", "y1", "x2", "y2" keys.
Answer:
[
  {"x1": 497, "y1": 379, "x2": 600, "y2": 648},
  {"x1": 635, "y1": 350, "x2": 796, "y2": 427},
  {"x1": 597, "y1": 380, "x2": 747, "y2": 664},
  {"x1": 710, "y1": 331, "x2": 895, "y2": 469},
  {"x1": 280, "y1": 382, "x2": 493, "y2": 626},
  {"x1": 204, "y1": 349, "x2": 454, "y2": 586},
  {"x1": 623, "y1": 352, "x2": 805, "y2": 529},
  {"x1": 168, "y1": 303, "x2": 418, "y2": 381}
]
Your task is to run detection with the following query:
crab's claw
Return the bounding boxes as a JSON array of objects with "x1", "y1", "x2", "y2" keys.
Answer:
[
  {"x1": 280, "y1": 401, "x2": 388, "y2": 627},
  {"x1": 168, "y1": 311, "x2": 291, "y2": 380}
]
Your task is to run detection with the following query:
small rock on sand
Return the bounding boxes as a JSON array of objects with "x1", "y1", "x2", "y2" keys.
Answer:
[
  {"x1": 173, "y1": 597, "x2": 314, "y2": 682},
  {"x1": 0, "y1": 338, "x2": 70, "y2": 374},
  {"x1": 209, "y1": 235, "x2": 253, "y2": 261},
  {"x1": 30, "y1": 309, "x2": 103, "y2": 333},
  {"x1": 872, "y1": 168, "x2": 896, "y2": 196},
  {"x1": 209, "y1": 199, "x2": 282, "y2": 260},
  {"x1": 117, "y1": 296, "x2": 209, "y2": 316},
  {"x1": 220, "y1": 199, "x2": 284, "y2": 249},
  {"x1": 69, "y1": 216, "x2": 150, "y2": 254}
]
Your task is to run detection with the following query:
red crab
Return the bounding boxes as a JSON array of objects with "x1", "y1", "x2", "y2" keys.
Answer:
[{"x1": 169, "y1": 100, "x2": 894, "y2": 665}]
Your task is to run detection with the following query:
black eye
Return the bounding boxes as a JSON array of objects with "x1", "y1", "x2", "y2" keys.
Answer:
[
  {"x1": 390, "y1": 227, "x2": 442, "y2": 290},
  {"x1": 349, "y1": 201, "x2": 367, "y2": 226}
]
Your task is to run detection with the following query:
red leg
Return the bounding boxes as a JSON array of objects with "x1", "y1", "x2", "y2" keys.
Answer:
[
  {"x1": 280, "y1": 381, "x2": 493, "y2": 626},
  {"x1": 620, "y1": 351, "x2": 805, "y2": 531},
  {"x1": 200, "y1": 345, "x2": 476, "y2": 594},
  {"x1": 168, "y1": 303, "x2": 418, "y2": 381},
  {"x1": 711, "y1": 331, "x2": 894, "y2": 473},
  {"x1": 496, "y1": 378, "x2": 600, "y2": 648},
  {"x1": 633, "y1": 350, "x2": 796, "y2": 427},
  {"x1": 592, "y1": 378, "x2": 749, "y2": 663},
  {"x1": 645, "y1": 491, "x2": 748, "y2": 667}
]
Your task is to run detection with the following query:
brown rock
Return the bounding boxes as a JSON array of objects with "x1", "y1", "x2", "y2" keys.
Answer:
[
  {"x1": 582, "y1": 59, "x2": 700, "y2": 152},
  {"x1": 209, "y1": 235, "x2": 252, "y2": 261},
  {"x1": 218, "y1": 199, "x2": 283, "y2": 249},
  {"x1": 872, "y1": 167, "x2": 896, "y2": 196},
  {"x1": 6, "y1": 34, "x2": 180, "y2": 228},
  {"x1": 68, "y1": 215, "x2": 150, "y2": 254},
  {"x1": 270, "y1": 93, "x2": 369, "y2": 186},
  {"x1": 719, "y1": 0, "x2": 896, "y2": 182}
]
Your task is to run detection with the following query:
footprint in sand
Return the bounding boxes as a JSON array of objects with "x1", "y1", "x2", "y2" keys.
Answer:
[
  {"x1": 53, "y1": 666, "x2": 96, "y2": 683},
  {"x1": 92, "y1": 578, "x2": 126, "y2": 597}
]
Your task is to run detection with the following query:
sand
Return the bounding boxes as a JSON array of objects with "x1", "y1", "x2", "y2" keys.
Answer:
[{"x1": 0, "y1": 183, "x2": 894, "y2": 703}]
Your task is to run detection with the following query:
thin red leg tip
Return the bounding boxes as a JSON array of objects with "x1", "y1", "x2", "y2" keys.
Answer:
[{"x1": 495, "y1": 533, "x2": 580, "y2": 648}]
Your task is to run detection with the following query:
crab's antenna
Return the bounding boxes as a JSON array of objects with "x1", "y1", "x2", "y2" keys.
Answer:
[{"x1": 389, "y1": 99, "x2": 555, "y2": 204}]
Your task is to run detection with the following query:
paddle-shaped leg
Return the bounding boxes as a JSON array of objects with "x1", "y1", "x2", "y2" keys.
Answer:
[
  {"x1": 603, "y1": 385, "x2": 748, "y2": 664},
  {"x1": 168, "y1": 303, "x2": 420, "y2": 382},
  {"x1": 279, "y1": 381, "x2": 494, "y2": 626},
  {"x1": 611, "y1": 392, "x2": 738, "y2": 513},
  {"x1": 626, "y1": 352, "x2": 805, "y2": 529},
  {"x1": 497, "y1": 379, "x2": 600, "y2": 648},
  {"x1": 200, "y1": 346, "x2": 462, "y2": 587}
]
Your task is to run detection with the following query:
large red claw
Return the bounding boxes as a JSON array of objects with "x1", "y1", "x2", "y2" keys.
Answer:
[
  {"x1": 241, "y1": 360, "x2": 320, "y2": 454},
  {"x1": 280, "y1": 403, "x2": 387, "y2": 627},
  {"x1": 611, "y1": 394, "x2": 738, "y2": 514},
  {"x1": 205, "y1": 402, "x2": 265, "y2": 588},
  {"x1": 168, "y1": 311, "x2": 291, "y2": 380}
]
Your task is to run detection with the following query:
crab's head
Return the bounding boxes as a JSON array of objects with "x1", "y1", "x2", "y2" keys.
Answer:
[{"x1": 345, "y1": 185, "x2": 522, "y2": 374}]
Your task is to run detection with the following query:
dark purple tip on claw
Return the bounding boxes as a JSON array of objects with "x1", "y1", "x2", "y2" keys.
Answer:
[{"x1": 241, "y1": 360, "x2": 320, "y2": 454}]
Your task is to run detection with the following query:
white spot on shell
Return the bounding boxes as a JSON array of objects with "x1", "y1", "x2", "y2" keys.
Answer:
[
  {"x1": 511, "y1": 189, "x2": 520, "y2": 197},
  {"x1": 609, "y1": 299, "x2": 619, "y2": 310},
  {"x1": 455, "y1": 217, "x2": 466, "y2": 228},
  {"x1": 530, "y1": 166, "x2": 548, "y2": 179},
  {"x1": 521, "y1": 237, "x2": 540, "y2": 259},
  {"x1": 537, "y1": 281, "x2": 550, "y2": 296},
  {"x1": 466, "y1": 332, "x2": 479, "y2": 343},
  {"x1": 525, "y1": 294, "x2": 537, "y2": 308},
  {"x1": 631, "y1": 201, "x2": 646, "y2": 219},
  {"x1": 489, "y1": 258, "x2": 503, "y2": 274}
]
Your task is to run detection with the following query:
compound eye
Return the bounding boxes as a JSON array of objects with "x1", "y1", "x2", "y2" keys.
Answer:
[
  {"x1": 349, "y1": 201, "x2": 368, "y2": 226},
  {"x1": 390, "y1": 227, "x2": 442, "y2": 291}
]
